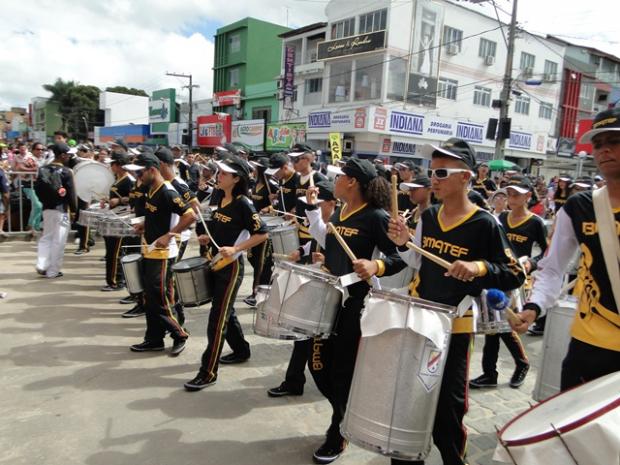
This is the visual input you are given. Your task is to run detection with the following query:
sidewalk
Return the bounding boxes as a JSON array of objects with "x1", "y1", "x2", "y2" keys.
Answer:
[{"x1": 0, "y1": 239, "x2": 542, "y2": 465}]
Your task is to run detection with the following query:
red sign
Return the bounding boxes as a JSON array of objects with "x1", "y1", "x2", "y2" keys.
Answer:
[
  {"x1": 374, "y1": 107, "x2": 387, "y2": 130},
  {"x1": 213, "y1": 90, "x2": 241, "y2": 107},
  {"x1": 575, "y1": 119, "x2": 593, "y2": 155},
  {"x1": 196, "y1": 114, "x2": 231, "y2": 147}
]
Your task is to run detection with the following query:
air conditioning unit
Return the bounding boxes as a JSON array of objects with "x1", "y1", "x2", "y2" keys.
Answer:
[
  {"x1": 484, "y1": 55, "x2": 495, "y2": 66},
  {"x1": 343, "y1": 138, "x2": 354, "y2": 153},
  {"x1": 446, "y1": 44, "x2": 459, "y2": 56},
  {"x1": 522, "y1": 67, "x2": 534, "y2": 79}
]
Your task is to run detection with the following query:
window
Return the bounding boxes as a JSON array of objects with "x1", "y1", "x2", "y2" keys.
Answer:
[
  {"x1": 304, "y1": 78, "x2": 323, "y2": 105},
  {"x1": 359, "y1": 9, "x2": 387, "y2": 34},
  {"x1": 228, "y1": 67, "x2": 240, "y2": 88},
  {"x1": 473, "y1": 86, "x2": 491, "y2": 106},
  {"x1": 328, "y1": 61, "x2": 352, "y2": 103},
  {"x1": 387, "y1": 56, "x2": 407, "y2": 101},
  {"x1": 437, "y1": 77, "x2": 458, "y2": 100},
  {"x1": 306, "y1": 37, "x2": 322, "y2": 63},
  {"x1": 544, "y1": 60, "x2": 558, "y2": 80},
  {"x1": 539, "y1": 102, "x2": 553, "y2": 119},
  {"x1": 252, "y1": 107, "x2": 272, "y2": 123},
  {"x1": 228, "y1": 34, "x2": 240, "y2": 54},
  {"x1": 520, "y1": 52, "x2": 535, "y2": 71},
  {"x1": 443, "y1": 26, "x2": 463, "y2": 52},
  {"x1": 478, "y1": 38, "x2": 497, "y2": 58},
  {"x1": 354, "y1": 55, "x2": 383, "y2": 101},
  {"x1": 330, "y1": 18, "x2": 355, "y2": 39},
  {"x1": 514, "y1": 95, "x2": 530, "y2": 115}
]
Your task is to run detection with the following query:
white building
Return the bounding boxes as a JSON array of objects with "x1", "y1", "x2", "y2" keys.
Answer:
[
  {"x1": 279, "y1": 0, "x2": 565, "y2": 169},
  {"x1": 99, "y1": 91, "x2": 149, "y2": 126}
]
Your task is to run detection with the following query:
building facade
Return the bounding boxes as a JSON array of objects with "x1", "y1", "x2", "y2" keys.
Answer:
[
  {"x1": 29, "y1": 98, "x2": 62, "y2": 143},
  {"x1": 213, "y1": 17, "x2": 290, "y2": 124}
]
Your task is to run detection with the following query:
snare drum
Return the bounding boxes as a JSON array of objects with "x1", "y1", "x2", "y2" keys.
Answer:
[
  {"x1": 379, "y1": 266, "x2": 414, "y2": 291},
  {"x1": 494, "y1": 371, "x2": 620, "y2": 465},
  {"x1": 172, "y1": 257, "x2": 211, "y2": 307},
  {"x1": 342, "y1": 289, "x2": 456, "y2": 460},
  {"x1": 532, "y1": 297, "x2": 578, "y2": 402},
  {"x1": 253, "y1": 285, "x2": 306, "y2": 341},
  {"x1": 270, "y1": 223, "x2": 300, "y2": 255},
  {"x1": 98, "y1": 216, "x2": 137, "y2": 237},
  {"x1": 260, "y1": 214, "x2": 287, "y2": 231},
  {"x1": 268, "y1": 261, "x2": 342, "y2": 337},
  {"x1": 77, "y1": 208, "x2": 104, "y2": 229},
  {"x1": 121, "y1": 254, "x2": 143, "y2": 294}
]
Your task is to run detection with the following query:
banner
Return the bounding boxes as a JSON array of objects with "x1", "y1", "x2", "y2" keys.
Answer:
[
  {"x1": 317, "y1": 30, "x2": 386, "y2": 61},
  {"x1": 150, "y1": 88, "x2": 176, "y2": 124},
  {"x1": 283, "y1": 46, "x2": 296, "y2": 110},
  {"x1": 232, "y1": 119, "x2": 265, "y2": 151},
  {"x1": 196, "y1": 114, "x2": 231, "y2": 147},
  {"x1": 265, "y1": 123, "x2": 306, "y2": 151},
  {"x1": 213, "y1": 90, "x2": 241, "y2": 107},
  {"x1": 329, "y1": 133, "x2": 342, "y2": 162}
]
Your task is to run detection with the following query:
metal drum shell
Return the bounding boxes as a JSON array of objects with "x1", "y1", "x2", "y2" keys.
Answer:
[
  {"x1": 172, "y1": 257, "x2": 212, "y2": 307},
  {"x1": 77, "y1": 209, "x2": 104, "y2": 229},
  {"x1": 270, "y1": 224, "x2": 300, "y2": 256},
  {"x1": 342, "y1": 289, "x2": 456, "y2": 461},
  {"x1": 271, "y1": 261, "x2": 341, "y2": 337},
  {"x1": 253, "y1": 285, "x2": 307, "y2": 341},
  {"x1": 121, "y1": 254, "x2": 144, "y2": 294},
  {"x1": 260, "y1": 215, "x2": 287, "y2": 231},
  {"x1": 98, "y1": 218, "x2": 137, "y2": 237},
  {"x1": 475, "y1": 289, "x2": 513, "y2": 335},
  {"x1": 379, "y1": 266, "x2": 415, "y2": 291},
  {"x1": 532, "y1": 297, "x2": 577, "y2": 402}
]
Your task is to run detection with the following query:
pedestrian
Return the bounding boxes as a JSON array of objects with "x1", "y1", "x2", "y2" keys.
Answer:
[
  {"x1": 14, "y1": 142, "x2": 43, "y2": 232},
  {"x1": 0, "y1": 164, "x2": 9, "y2": 236},
  {"x1": 34, "y1": 143, "x2": 78, "y2": 279}
]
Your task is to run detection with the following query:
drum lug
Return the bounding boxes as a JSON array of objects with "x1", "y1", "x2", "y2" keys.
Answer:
[
  {"x1": 550, "y1": 423, "x2": 581, "y2": 465},
  {"x1": 495, "y1": 425, "x2": 519, "y2": 465}
]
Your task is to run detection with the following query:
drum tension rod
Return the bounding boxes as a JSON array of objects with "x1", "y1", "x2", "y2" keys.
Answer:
[
  {"x1": 550, "y1": 423, "x2": 581, "y2": 465},
  {"x1": 495, "y1": 425, "x2": 519, "y2": 465}
]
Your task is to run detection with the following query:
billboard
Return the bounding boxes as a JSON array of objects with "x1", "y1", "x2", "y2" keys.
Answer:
[
  {"x1": 232, "y1": 119, "x2": 265, "y2": 151},
  {"x1": 283, "y1": 46, "x2": 296, "y2": 110},
  {"x1": 307, "y1": 108, "x2": 368, "y2": 133},
  {"x1": 265, "y1": 123, "x2": 306, "y2": 151},
  {"x1": 317, "y1": 30, "x2": 386, "y2": 61},
  {"x1": 213, "y1": 90, "x2": 241, "y2": 107},
  {"x1": 196, "y1": 114, "x2": 231, "y2": 147},
  {"x1": 149, "y1": 88, "x2": 176, "y2": 124}
]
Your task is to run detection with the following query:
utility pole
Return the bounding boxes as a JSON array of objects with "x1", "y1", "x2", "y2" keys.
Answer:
[
  {"x1": 166, "y1": 72, "x2": 199, "y2": 148},
  {"x1": 494, "y1": 0, "x2": 518, "y2": 160}
]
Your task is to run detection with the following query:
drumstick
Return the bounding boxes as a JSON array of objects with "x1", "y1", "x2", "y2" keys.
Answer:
[
  {"x1": 272, "y1": 253, "x2": 292, "y2": 260},
  {"x1": 270, "y1": 209, "x2": 305, "y2": 220},
  {"x1": 197, "y1": 208, "x2": 220, "y2": 250},
  {"x1": 391, "y1": 175, "x2": 399, "y2": 218},
  {"x1": 308, "y1": 172, "x2": 317, "y2": 202},
  {"x1": 405, "y1": 241, "x2": 452, "y2": 269},
  {"x1": 327, "y1": 222, "x2": 372, "y2": 284}
]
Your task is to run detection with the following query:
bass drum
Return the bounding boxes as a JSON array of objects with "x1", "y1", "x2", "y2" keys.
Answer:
[{"x1": 74, "y1": 161, "x2": 114, "y2": 203}]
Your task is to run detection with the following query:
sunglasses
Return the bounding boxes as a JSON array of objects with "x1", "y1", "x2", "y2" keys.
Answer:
[
  {"x1": 135, "y1": 169, "x2": 145, "y2": 177},
  {"x1": 427, "y1": 168, "x2": 472, "y2": 179},
  {"x1": 292, "y1": 157, "x2": 308, "y2": 163},
  {"x1": 592, "y1": 137, "x2": 620, "y2": 150}
]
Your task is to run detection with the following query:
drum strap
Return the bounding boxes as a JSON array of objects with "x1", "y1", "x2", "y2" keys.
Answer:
[{"x1": 592, "y1": 186, "x2": 620, "y2": 326}]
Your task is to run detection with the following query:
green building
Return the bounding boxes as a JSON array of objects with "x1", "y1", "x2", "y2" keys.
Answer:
[
  {"x1": 213, "y1": 17, "x2": 290, "y2": 123},
  {"x1": 30, "y1": 98, "x2": 63, "y2": 142}
]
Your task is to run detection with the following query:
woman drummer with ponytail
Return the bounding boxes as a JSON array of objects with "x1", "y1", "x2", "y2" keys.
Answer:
[
  {"x1": 184, "y1": 155, "x2": 268, "y2": 391},
  {"x1": 304, "y1": 158, "x2": 405, "y2": 464}
]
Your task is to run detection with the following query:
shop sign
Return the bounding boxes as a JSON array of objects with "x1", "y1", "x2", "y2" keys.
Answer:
[
  {"x1": 456, "y1": 122, "x2": 484, "y2": 144},
  {"x1": 307, "y1": 108, "x2": 368, "y2": 132},
  {"x1": 196, "y1": 114, "x2": 231, "y2": 147},
  {"x1": 509, "y1": 131, "x2": 532, "y2": 150},
  {"x1": 265, "y1": 123, "x2": 306, "y2": 150},
  {"x1": 317, "y1": 30, "x2": 386, "y2": 61},
  {"x1": 232, "y1": 119, "x2": 265, "y2": 150},
  {"x1": 389, "y1": 111, "x2": 424, "y2": 136},
  {"x1": 213, "y1": 90, "x2": 241, "y2": 107}
]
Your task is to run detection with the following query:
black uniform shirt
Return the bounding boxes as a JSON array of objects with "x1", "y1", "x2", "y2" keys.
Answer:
[
  {"x1": 251, "y1": 182, "x2": 272, "y2": 212},
  {"x1": 295, "y1": 171, "x2": 327, "y2": 240},
  {"x1": 498, "y1": 211, "x2": 548, "y2": 269},
  {"x1": 398, "y1": 190, "x2": 415, "y2": 213},
  {"x1": 109, "y1": 174, "x2": 134, "y2": 204},
  {"x1": 278, "y1": 172, "x2": 300, "y2": 213},
  {"x1": 472, "y1": 177, "x2": 497, "y2": 199},
  {"x1": 554, "y1": 188, "x2": 570, "y2": 212},
  {"x1": 129, "y1": 181, "x2": 147, "y2": 217}
]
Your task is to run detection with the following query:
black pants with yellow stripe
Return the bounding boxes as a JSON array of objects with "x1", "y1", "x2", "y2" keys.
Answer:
[
  {"x1": 143, "y1": 258, "x2": 188, "y2": 344},
  {"x1": 481, "y1": 331, "x2": 528, "y2": 376},
  {"x1": 392, "y1": 333, "x2": 473, "y2": 465},
  {"x1": 104, "y1": 236, "x2": 124, "y2": 287},
  {"x1": 247, "y1": 239, "x2": 273, "y2": 295},
  {"x1": 199, "y1": 258, "x2": 250, "y2": 382}
]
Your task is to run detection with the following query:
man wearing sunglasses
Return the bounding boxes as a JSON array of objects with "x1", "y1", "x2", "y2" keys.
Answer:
[
  {"x1": 388, "y1": 137, "x2": 524, "y2": 465},
  {"x1": 265, "y1": 153, "x2": 299, "y2": 214},
  {"x1": 516, "y1": 107, "x2": 620, "y2": 390}
]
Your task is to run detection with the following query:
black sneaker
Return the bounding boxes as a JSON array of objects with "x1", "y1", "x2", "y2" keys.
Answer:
[
  {"x1": 243, "y1": 296, "x2": 257, "y2": 307},
  {"x1": 119, "y1": 295, "x2": 136, "y2": 304},
  {"x1": 469, "y1": 373, "x2": 498, "y2": 389},
  {"x1": 509, "y1": 364, "x2": 530, "y2": 388},
  {"x1": 130, "y1": 341, "x2": 164, "y2": 352},
  {"x1": 219, "y1": 352, "x2": 250, "y2": 364},
  {"x1": 122, "y1": 305, "x2": 145, "y2": 318},
  {"x1": 267, "y1": 382, "x2": 303, "y2": 397},
  {"x1": 312, "y1": 438, "x2": 347, "y2": 464},
  {"x1": 74, "y1": 248, "x2": 88, "y2": 255},
  {"x1": 101, "y1": 285, "x2": 122, "y2": 292},
  {"x1": 170, "y1": 339, "x2": 187, "y2": 357},
  {"x1": 184, "y1": 374, "x2": 217, "y2": 391}
]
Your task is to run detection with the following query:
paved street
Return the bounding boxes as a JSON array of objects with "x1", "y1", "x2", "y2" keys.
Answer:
[{"x1": 0, "y1": 238, "x2": 544, "y2": 465}]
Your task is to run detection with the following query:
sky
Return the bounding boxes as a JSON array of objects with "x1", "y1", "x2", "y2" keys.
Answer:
[{"x1": 0, "y1": 0, "x2": 618, "y2": 110}]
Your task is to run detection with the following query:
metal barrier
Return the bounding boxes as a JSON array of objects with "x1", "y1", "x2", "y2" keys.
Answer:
[{"x1": 3, "y1": 170, "x2": 38, "y2": 235}]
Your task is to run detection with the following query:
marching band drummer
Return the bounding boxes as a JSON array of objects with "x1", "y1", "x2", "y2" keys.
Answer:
[
  {"x1": 514, "y1": 107, "x2": 620, "y2": 390},
  {"x1": 388, "y1": 138, "x2": 525, "y2": 465},
  {"x1": 100, "y1": 152, "x2": 134, "y2": 292},
  {"x1": 124, "y1": 153, "x2": 195, "y2": 356},
  {"x1": 470, "y1": 175, "x2": 547, "y2": 390},
  {"x1": 399, "y1": 173, "x2": 432, "y2": 233},
  {"x1": 303, "y1": 159, "x2": 405, "y2": 464},
  {"x1": 184, "y1": 155, "x2": 268, "y2": 391},
  {"x1": 265, "y1": 152, "x2": 299, "y2": 214}
]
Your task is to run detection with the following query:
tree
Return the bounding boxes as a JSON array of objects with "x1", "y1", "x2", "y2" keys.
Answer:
[
  {"x1": 105, "y1": 86, "x2": 148, "y2": 97},
  {"x1": 43, "y1": 78, "x2": 101, "y2": 140}
]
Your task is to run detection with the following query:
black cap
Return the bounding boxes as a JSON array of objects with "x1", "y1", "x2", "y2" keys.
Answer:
[
  {"x1": 109, "y1": 138, "x2": 128, "y2": 151},
  {"x1": 265, "y1": 153, "x2": 290, "y2": 175},
  {"x1": 395, "y1": 160, "x2": 417, "y2": 171},
  {"x1": 580, "y1": 107, "x2": 620, "y2": 143},
  {"x1": 51, "y1": 142, "x2": 71, "y2": 157},
  {"x1": 505, "y1": 175, "x2": 533, "y2": 194},
  {"x1": 216, "y1": 155, "x2": 251, "y2": 180},
  {"x1": 110, "y1": 151, "x2": 129, "y2": 165},
  {"x1": 400, "y1": 174, "x2": 431, "y2": 190},
  {"x1": 339, "y1": 158, "x2": 378, "y2": 185},
  {"x1": 202, "y1": 161, "x2": 218, "y2": 172},
  {"x1": 291, "y1": 143, "x2": 314, "y2": 153},
  {"x1": 315, "y1": 179, "x2": 335, "y2": 202},
  {"x1": 124, "y1": 153, "x2": 160, "y2": 171},
  {"x1": 154, "y1": 147, "x2": 175, "y2": 165},
  {"x1": 571, "y1": 176, "x2": 593, "y2": 189},
  {"x1": 420, "y1": 137, "x2": 477, "y2": 170},
  {"x1": 249, "y1": 157, "x2": 270, "y2": 171},
  {"x1": 558, "y1": 173, "x2": 573, "y2": 182}
]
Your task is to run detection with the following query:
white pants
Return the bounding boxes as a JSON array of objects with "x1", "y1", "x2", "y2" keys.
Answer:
[{"x1": 37, "y1": 209, "x2": 70, "y2": 277}]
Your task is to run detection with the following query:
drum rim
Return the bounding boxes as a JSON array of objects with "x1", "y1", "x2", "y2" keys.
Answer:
[
  {"x1": 369, "y1": 289, "x2": 456, "y2": 315},
  {"x1": 498, "y1": 383, "x2": 620, "y2": 446},
  {"x1": 172, "y1": 256, "x2": 208, "y2": 271},
  {"x1": 276, "y1": 261, "x2": 338, "y2": 284}
]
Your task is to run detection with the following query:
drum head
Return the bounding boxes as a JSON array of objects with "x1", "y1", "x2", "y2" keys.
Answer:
[
  {"x1": 121, "y1": 254, "x2": 142, "y2": 263},
  {"x1": 172, "y1": 257, "x2": 208, "y2": 271},
  {"x1": 500, "y1": 371, "x2": 620, "y2": 446},
  {"x1": 74, "y1": 161, "x2": 114, "y2": 203}
]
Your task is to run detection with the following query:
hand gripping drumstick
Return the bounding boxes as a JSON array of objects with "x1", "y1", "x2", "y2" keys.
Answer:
[
  {"x1": 405, "y1": 242, "x2": 522, "y2": 325},
  {"x1": 196, "y1": 208, "x2": 220, "y2": 250},
  {"x1": 391, "y1": 174, "x2": 399, "y2": 219},
  {"x1": 327, "y1": 222, "x2": 372, "y2": 284}
]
